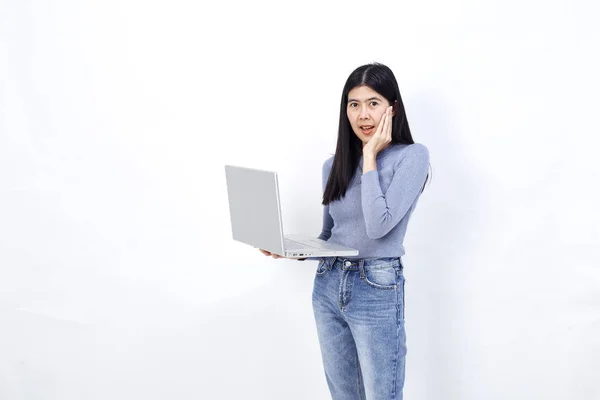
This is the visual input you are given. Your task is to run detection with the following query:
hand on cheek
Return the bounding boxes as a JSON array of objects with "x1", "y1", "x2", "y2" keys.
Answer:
[{"x1": 363, "y1": 106, "x2": 393, "y2": 156}]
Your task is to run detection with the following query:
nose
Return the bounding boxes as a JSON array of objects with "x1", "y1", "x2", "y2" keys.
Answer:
[{"x1": 358, "y1": 105, "x2": 370, "y2": 120}]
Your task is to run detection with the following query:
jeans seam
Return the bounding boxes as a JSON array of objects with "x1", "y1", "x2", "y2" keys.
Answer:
[
  {"x1": 356, "y1": 352, "x2": 365, "y2": 400},
  {"x1": 338, "y1": 270, "x2": 346, "y2": 311},
  {"x1": 402, "y1": 278, "x2": 406, "y2": 322},
  {"x1": 392, "y1": 281, "x2": 402, "y2": 398}
]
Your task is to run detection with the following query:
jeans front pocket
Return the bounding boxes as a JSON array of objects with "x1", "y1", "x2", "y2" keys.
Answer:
[{"x1": 363, "y1": 262, "x2": 400, "y2": 290}]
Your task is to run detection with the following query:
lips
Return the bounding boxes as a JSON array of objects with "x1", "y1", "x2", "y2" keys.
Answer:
[{"x1": 360, "y1": 125, "x2": 374, "y2": 135}]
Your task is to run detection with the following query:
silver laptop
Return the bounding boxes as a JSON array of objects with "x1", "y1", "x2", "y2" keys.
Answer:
[{"x1": 224, "y1": 165, "x2": 359, "y2": 258}]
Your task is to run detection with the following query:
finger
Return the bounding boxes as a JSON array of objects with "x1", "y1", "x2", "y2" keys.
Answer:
[
  {"x1": 386, "y1": 107, "x2": 393, "y2": 140},
  {"x1": 382, "y1": 109, "x2": 389, "y2": 137},
  {"x1": 375, "y1": 111, "x2": 387, "y2": 137},
  {"x1": 380, "y1": 110, "x2": 390, "y2": 140}
]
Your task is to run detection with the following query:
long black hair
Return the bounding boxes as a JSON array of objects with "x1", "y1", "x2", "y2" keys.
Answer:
[{"x1": 322, "y1": 62, "x2": 430, "y2": 205}]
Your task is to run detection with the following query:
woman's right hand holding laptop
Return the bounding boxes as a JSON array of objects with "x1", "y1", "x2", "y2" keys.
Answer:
[
  {"x1": 259, "y1": 249, "x2": 307, "y2": 261},
  {"x1": 259, "y1": 249, "x2": 286, "y2": 259},
  {"x1": 259, "y1": 249, "x2": 287, "y2": 258}
]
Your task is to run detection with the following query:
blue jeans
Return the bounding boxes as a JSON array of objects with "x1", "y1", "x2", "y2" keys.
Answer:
[{"x1": 312, "y1": 257, "x2": 406, "y2": 400}]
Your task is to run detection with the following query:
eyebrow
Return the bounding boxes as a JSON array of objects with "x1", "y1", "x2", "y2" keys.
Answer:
[{"x1": 347, "y1": 96, "x2": 382, "y2": 103}]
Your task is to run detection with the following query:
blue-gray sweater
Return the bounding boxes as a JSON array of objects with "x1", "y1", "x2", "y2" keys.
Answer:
[{"x1": 312, "y1": 143, "x2": 429, "y2": 259}]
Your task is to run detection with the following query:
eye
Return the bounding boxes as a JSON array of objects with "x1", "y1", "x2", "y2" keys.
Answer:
[
  {"x1": 370, "y1": 101, "x2": 379, "y2": 107},
  {"x1": 348, "y1": 102, "x2": 358, "y2": 108}
]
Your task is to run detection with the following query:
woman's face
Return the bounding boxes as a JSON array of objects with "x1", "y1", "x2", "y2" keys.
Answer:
[{"x1": 347, "y1": 85, "x2": 391, "y2": 148}]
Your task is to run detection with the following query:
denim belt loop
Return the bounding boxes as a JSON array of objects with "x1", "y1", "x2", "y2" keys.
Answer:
[{"x1": 358, "y1": 259, "x2": 366, "y2": 279}]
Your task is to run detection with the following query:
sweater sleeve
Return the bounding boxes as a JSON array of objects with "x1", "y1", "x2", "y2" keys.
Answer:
[
  {"x1": 317, "y1": 204, "x2": 333, "y2": 241},
  {"x1": 317, "y1": 156, "x2": 334, "y2": 241},
  {"x1": 361, "y1": 143, "x2": 429, "y2": 239}
]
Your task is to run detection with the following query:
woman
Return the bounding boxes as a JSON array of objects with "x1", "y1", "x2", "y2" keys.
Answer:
[{"x1": 261, "y1": 62, "x2": 430, "y2": 399}]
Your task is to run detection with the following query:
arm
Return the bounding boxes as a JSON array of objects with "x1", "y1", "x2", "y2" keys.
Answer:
[
  {"x1": 317, "y1": 156, "x2": 334, "y2": 240},
  {"x1": 297, "y1": 205, "x2": 332, "y2": 261},
  {"x1": 361, "y1": 144, "x2": 429, "y2": 239},
  {"x1": 317, "y1": 204, "x2": 333, "y2": 241}
]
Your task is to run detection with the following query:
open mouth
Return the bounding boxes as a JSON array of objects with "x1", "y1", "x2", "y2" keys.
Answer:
[{"x1": 360, "y1": 125, "x2": 374, "y2": 135}]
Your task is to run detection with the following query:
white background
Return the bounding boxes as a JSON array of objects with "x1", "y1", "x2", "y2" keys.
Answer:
[{"x1": 1, "y1": 0, "x2": 599, "y2": 399}]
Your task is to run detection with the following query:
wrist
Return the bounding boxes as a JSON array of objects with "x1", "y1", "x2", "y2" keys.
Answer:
[
  {"x1": 362, "y1": 155, "x2": 377, "y2": 173},
  {"x1": 363, "y1": 151, "x2": 376, "y2": 160}
]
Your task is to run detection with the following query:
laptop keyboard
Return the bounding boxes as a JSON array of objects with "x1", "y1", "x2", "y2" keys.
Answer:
[
  {"x1": 284, "y1": 238, "x2": 307, "y2": 250},
  {"x1": 285, "y1": 237, "x2": 335, "y2": 249}
]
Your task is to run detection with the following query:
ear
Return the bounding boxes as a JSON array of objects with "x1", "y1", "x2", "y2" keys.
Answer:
[{"x1": 392, "y1": 100, "x2": 399, "y2": 116}]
